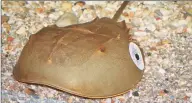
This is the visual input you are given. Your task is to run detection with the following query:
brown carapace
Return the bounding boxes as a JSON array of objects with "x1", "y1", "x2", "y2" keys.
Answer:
[{"x1": 13, "y1": 1, "x2": 145, "y2": 98}]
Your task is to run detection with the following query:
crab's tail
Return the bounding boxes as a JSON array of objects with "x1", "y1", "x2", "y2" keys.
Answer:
[{"x1": 112, "y1": 1, "x2": 129, "y2": 21}]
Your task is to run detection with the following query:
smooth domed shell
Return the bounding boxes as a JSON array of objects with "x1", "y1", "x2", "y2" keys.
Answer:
[{"x1": 13, "y1": 17, "x2": 145, "y2": 98}]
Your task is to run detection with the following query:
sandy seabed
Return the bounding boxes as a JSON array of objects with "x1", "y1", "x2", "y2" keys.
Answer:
[{"x1": 1, "y1": 1, "x2": 192, "y2": 103}]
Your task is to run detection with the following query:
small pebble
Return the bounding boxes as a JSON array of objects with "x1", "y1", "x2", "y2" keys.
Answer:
[
  {"x1": 28, "y1": 26, "x2": 37, "y2": 34},
  {"x1": 163, "y1": 89, "x2": 169, "y2": 93},
  {"x1": 16, "y1": 26, "x2": 26, "y2": 35},
  {"x1": 161, "y1": 39, "x2": 171, "y2": 45},
  {"x1": 160, "y1": 8, "x2": 171, "y2": 16},
  {"x1": 171, "y1": 20, "x2": 188, "y2": 28},
  {"x1": 61, "y1": 2, "x2": 72, "y2": 12},
  {"x1": 150, "y1": 47, "x2": 157, "y2": 51},
  {"x1": 47, "y1": 93, "x2": 54, "y2": 98},
  {"x1": 32, "y1": 94, "x2": 39, "y2": 99},
  {"x1": 56, "y1": 12, "x2": 78, "y2": 27},
  {"x1": 190, "y1": 96, "x2": 192, "y2": 102},
  {"x1": 186, "y1": 93, "x2": 192, "y2": 97},
  {"x1": 7, "y1": 36, "x2": 14, "y2": 42},
  {"x1": 147, "y1": 52, "x2": 152, "y2": 56},
  {"x1": 154, "y1": 9, "x2": 163, "y2": 17},
  {"x1": 50, "y1": 8, "x2": 55, "y2": 13},
  {"x1": 24, "y1": 88, "x2": 35, "y2": 95},
  {"x1": 2, "y1": 15, "x2": 9, "y2": 23},
  {"x1": 5, "y1": 54, "x2": 9, "y2": 57},
  {"x1": 170, "y1": 95, "x2": 174, "y2": 100},
  {"x1": 143, "y1": 1, "x2": 158, "y2": 5},
  {"x1": 146, "y1": 24, "x2": 156, "y2": 32},
  {"x1": 134, "y1": 31, "x2": 147, "y2": 36},
  {"x1": 159, "y1": 68, "x2": 166, "y2": 74},
  {"x1": 48, "y1": 12, "x2": 61, "y2": 20},
  {"x1": 119, "y1": 97, "x2": 125, "y2": 102},
  {"x1": 186, "y1": 8, "x2": 192, "y2": 16},
  {"x1": 67, "y1": 96, "x2": 74, "y2": 103},
  {"x1": 176, "y1": 27, "x2": 184, "y2": 34},
  {"x1": 106, "y1": 98, "x2": 111, "y2": 103},
  {"x1": 132, "y1": 18, "x2": 142, "y2": 26},
  {"x1": 159, "y1": 90, "x2": 165, "y2": 96},
  {"x1": 2, "y1": 22, "x2": 11, "y2": 33},
  {"x1": 132, "y1": 91, "x2": 139, "y2": 96},
  {"x1": 183, "y1": 95, "x2": 189, "y2": 101},
  {"x1": 75, "y1": 1, "x2": 86, "y2": 7},
  {"x1": 36, "y1": 7, "x2": 44, "y2": 14},
  {"x1": 122, "y1": 12, "x2": 129, "y2": 17}
]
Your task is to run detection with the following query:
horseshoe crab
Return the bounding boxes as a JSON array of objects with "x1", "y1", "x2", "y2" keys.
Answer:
[{"x1": 13, "y1": 1, "x2": 145, "y2": 98}]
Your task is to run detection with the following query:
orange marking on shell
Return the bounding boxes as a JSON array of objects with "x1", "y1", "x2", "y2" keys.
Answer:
[{"x1": 99, "y1": 45, "x2": 105, "y2": 52}]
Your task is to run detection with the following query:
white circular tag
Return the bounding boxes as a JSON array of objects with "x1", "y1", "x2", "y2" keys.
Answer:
[{"x1": 129, "y1": 42, "x2": 144, "y2": 70}]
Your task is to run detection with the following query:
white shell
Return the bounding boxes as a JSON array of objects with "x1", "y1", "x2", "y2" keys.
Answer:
[{"x1": 56, "y1": 12, "x2": 78, "y2": 27}]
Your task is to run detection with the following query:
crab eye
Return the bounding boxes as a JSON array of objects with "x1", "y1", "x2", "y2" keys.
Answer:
[
  {"x1": 129, "y1": 42, "x2": 144, "y2": 70},
  {"x1": 135, "y1": 53, "x2": 139, "y2": 60}
]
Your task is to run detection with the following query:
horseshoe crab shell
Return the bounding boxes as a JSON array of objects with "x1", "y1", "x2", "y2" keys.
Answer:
[{"x1": 13, "y1": 17, "x2": 145, "y2": 98}]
